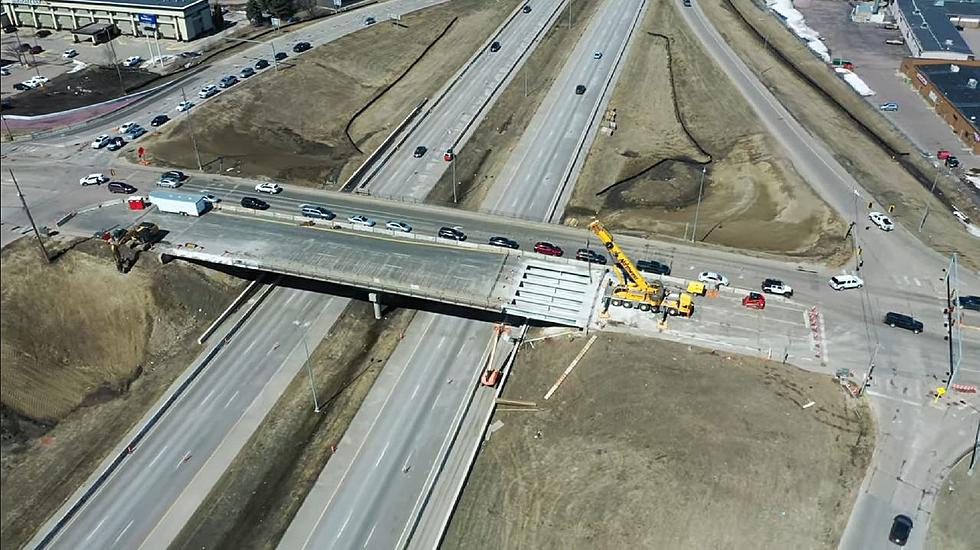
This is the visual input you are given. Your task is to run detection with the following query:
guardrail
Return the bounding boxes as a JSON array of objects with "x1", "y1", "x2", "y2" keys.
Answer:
[
  {"x1": 30, "y1": 280, "x2": 278, "y2": 550},
  {"x1": 340, "y1": 98, "x2": 428, "y2": 192}
]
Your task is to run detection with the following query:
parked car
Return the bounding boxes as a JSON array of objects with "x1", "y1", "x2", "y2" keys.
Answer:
[
  {"x1": 13, "y1": 83, "x2": 30, "y2": 91},
  {"x1": 761, "y1": 278, "x2": 793, "y2": 297},
  {"x1": 575, "y1": 84, "x2": 587, "y2": 95},
  {"x1": 241, "y1": 196, "x2": 270, "y2": 210},
  {"x1": 255, "y1": 58, "x2": 270, "y2": 70},
  {"x1": 292, "y1": 41, "x2": 311, "y2": 53},
  {"x1": 219, "y1": 75, "x2": 238, "y2": 88},
  {"x1": 150, "y1": 114, "x2": 170, "y2": 127},
  {"x1": 158, "y1": 170, "x2": 185, "y2": 188},
  {"x1": 126, "y1": 126, "x2": 147, "y2": 139},
  {"x1": 888, "y1": 514, "x2": 913, "y2": 546},
  {"x1": 946, "y1": 156, "x2": 960, "y2": 168},
  {"x1": 274, "y1": 52, "x2": 288, "y2": 61},
  {"x1": 386, "y1": 220, "x2": 413, "y2": 233},
  {"x1": 869, "y1": 211, "x2": 894, "y2": 231},
  {"x1": 884, "y1": 312, "x2": 923, "y2": 334},
  {"x1": 952, "y1": 209, "x2": 970, "y2": 225},
  {"x1": 488, "y1": 236, "x2": 519, "y2": 249},
  {"x1": 90, "y1": 134, "x2": 112, "y2": 149},
  {"x1": 106, "y1": 137, "x2": 126, "y2": 151},
  {"x1": 884, "y1": 38, "x2": 905, "y2": 46},
  {"x1": 254, "y1": 182, "x2": 282, "y2": 194},
  {"x1": 829, "y1": 274, "x2": 864, "y2": 291},
  {"x1": 120, "y1": 121, "x2": 139, "y2": 133},
  {"x1": 348, "y1": 214, "x2": 376, "y2": 227},
  {"x1": 438, "y1": 226, "x2": 467, "y2": 241},
  {"x1": 177, "y1": 100, "x2": 194, "y2": 112},
  {"x1": 698, "y1": 271, "x2": 729, "y2": 287},
  {"x1": 636, "y1": 259, "x2": 670, "y2": 276},
  {"x1": 63, "y1": 49, "x2": 78, "y2": 59},
  {"x1": 17, "y1": 43, "x2": 31, "y2": 53},
  {"x1": 29, "y1": 45, "x2": 43, "y2": 55},
  {"x1": 742, "y1": 292, "x2": 766, "y2": 310},
  {"x1": 79, "y1": 173, "x2": 109, "y2": 186},
  {"x1": 3, "y1": 25, "x2": 17, "y2": 34},
  {"x1": 490, "y1": 41, "x2": 501, "y2": 52},
  {"x1": 122, "y1": 56, "x2": 142, "y2": 67},
  {"x1": 958, "y1": 295, "x2": 980, "y2": 311},
  {"x1": 413, "y1": 145, "x2": 428, "y2": 158},
  {"x1": 240, "y1": 66, "x2": 255, "y2": 79},
  {"x1": 199, "y1": 85, "x2": 219, "y2": 99},
  {"x1": 534, "y1": 241, "x2": 563, "y2": 256},
  {"x1": 300, "y1": 204, "x2": 334, "y2": 219},
  {"x1": 575, "y1": 248, "x2": 606, "y2": 264},
  {"x1": 879, "y1": 102, "x2": 898, "y2": 111},
  {"x1": 107, "y1": 181, "x2": 137, "y2": 194}
]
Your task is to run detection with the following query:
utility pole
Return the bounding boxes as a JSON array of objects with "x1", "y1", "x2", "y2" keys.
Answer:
[
  {"x1": 106, "y1": 39, "x2": 126, "y2": 96},
  {"x1": 9, "y1": 170, "x2": 50, "y2": 263},
  {"x1": 858, "y1": 343, "x2": 879, "y2": 397},
  {"x1": 180, "y1": 86, "x2": 204, "y2": 170},
  {"x1": 691, "y1": 166, "x2": 706, "y2": 243},
  {"x1": 303, "y1": 338, "x2": 320, "y2": 413},
  {"x1": 919, "y1": 168, "x2": 942, "y2": 232},
  {"x1": 452, "y1": 154, "x2": 458, "y2": 204}
]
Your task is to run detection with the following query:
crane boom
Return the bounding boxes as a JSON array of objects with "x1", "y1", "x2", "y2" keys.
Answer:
[{"x1": 587, "y1": 220, "x2": 654, "y2": 292}]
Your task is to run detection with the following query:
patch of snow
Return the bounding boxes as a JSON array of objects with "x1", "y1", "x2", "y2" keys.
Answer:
[
  {"x1": 766, "y1": 0, "x2": 831, "y2": 62},
  {"x1": 67, "y1": 60, "x2": 88, "y2": 74},
  {"x1": 834, "y1": 67, "x2": 875, "y2": 96}
]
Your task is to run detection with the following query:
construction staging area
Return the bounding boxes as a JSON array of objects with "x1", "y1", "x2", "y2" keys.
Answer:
[{"x1": 2, "y1": 0, "x2": 979, "y2": 549}]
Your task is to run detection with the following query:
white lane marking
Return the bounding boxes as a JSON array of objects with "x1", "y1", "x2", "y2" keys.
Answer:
[
  {"x1": 336, "y1": 509, "x2": 354, "y2": 541},
  {"x1": 865, "y1": 390, "x2": 923, "y2": 408},
  {"x1": 113, "y1": 519, "x2": 134, "y2": 545},
  {"x1": 147, "y1": 445, "x2": 169, "y2": 469},
  {"x1": 85, "y1": 517, "x2": 107, "y2": 542},
  {"x1": 363, "y1": 523, "x2": 378, "y2": 548},
  {"x1": 411, "y1": 383, "x2": 421, "y2": 399},
  {"x1": 436, "y1": 336, "x2": 447, "y2": 350},
  {"x1": 224, "y1": 390, "x2": 239, "y2": 409},
  {"x1": 374, "y1": 440, "x2": 391, "y2": 468},
  {"x1": 201, "y1": 389, "x2": 216, "y2": 406},
  {"x1": 914, "y1": 278, "x2": 922, "y2": 287}
]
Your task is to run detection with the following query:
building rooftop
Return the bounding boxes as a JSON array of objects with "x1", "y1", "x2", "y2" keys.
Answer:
[
  {"x1": 54, "y1": 0, "x2": 207, "y2": 10},
  {"x1": 918, "y1": 62, "x2": 980, "y2": 127},
  {"x1": 895, "y1": 0, "x2": 973, "y2": 57}
]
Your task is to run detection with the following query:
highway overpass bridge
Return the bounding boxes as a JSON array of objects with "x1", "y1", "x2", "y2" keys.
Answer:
[{"x1": 108, "y1": 207, "x2": 603, "y2": 328}]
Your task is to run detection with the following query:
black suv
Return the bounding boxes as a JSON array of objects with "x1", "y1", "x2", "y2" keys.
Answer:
[
  {"x1": 241, "y1": 196, "x2": 270, "y2": 210},
  {"x1": 150, "y1": 114, "x2": 170, "y2": 127},
  {"x1": 413, "y1": 145, "x2": 427, "y2": 158},
  {"x1": 488, "y1": 236, "x2": 519, "y2": 249},
  {"x1": 575, "y1": 84, "x2": 586, "y2": 95},
  {"x1": 575, "y1": 248, "x2": 607, "y2": 265},
  {"x1": 438, "y1": 227, "x2": 466, "y2": 241},
  {"x1": 958, "y1": 295, "x2": 980, "y2": 311},
  {"x1": 292, "y1": 42, "x2": 312, "y2": 53},
  {"x1": 888, "y1": 514, "x2": 912, "y2": 546},
  {"x1": 490, "y1": 41, "x2": 501, "y2": 52},
  {"x1": 522, "y1": 5, "x2": 531, "y2": 13},
  {"x1": 636, "y1": 259, "x2": 670, "y2": 276},
  {"x1": 274, "y1": 52, "x2": 288, "y2": 61},
  {"x1": 107, "y1": 181, "x2": 137, "y2": 194},
  {"x1": 884, "y1": 312, "x2": 923, "y2": 334}
]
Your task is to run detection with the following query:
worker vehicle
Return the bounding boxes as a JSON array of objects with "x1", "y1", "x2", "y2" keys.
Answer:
[
  {"x1": 636, "y1": 258, "x2": 670, "y2": 276},
  {"x1": 761, "y1": 278, "x2": 793, "y2": 297},
  {"x1": 104, "y1": 221, "x2": 159, "y2": 272},
  {"x1": 149, "y1": 190, "x2": 208, "y2": 216},
  {"x1": 106, "y1": 137, "x2": 126, "y2": 151},
  {"x1": 742, "y1": 292, "x2": 766, "y2": 310},
  {"x1": 686, "y1": 280, "x2": 706, "y2": 295},
  {"x1": 588, "y1": 220, "x2": 694, "y2": 316},
  {"x1": 91, "y1": 134, "x2": 112, "y2": 149}
]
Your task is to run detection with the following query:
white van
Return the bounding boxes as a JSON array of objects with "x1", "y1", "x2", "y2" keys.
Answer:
[{"x1": 829, "y1": 274, "x2": 864, "y2": 291}]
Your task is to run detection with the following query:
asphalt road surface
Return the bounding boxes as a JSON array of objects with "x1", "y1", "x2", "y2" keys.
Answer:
[
  {"x1": 677, "y1": 2, "x2": 980, "y2": 549},
  {"x1": 361, "y1": 0, "x2": 566, "y2": 199}
]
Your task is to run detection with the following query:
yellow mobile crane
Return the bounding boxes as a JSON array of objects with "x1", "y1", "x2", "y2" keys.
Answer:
[{"x1": 588, "y1": 220, "x2": 693, "y2": 316}]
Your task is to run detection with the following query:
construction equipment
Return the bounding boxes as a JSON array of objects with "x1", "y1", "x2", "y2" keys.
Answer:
[
  {"x1": 588, "y1": 220, "x2": 694, "y2": 316},
  {"x1": 104, "y1": 221, "x2": 159, "y2": 273}
]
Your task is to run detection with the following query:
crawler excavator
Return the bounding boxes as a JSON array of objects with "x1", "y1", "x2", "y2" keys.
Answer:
[
  {"x1": 105, "y1": 221, "x2": 159, "y2": 273},
  {"x1": 588, "y1": 220, "x2": 694, "y2": 316}
]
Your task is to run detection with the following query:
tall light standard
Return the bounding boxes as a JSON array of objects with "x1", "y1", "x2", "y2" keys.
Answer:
[
  {"x1": 451, "y1": 151, "x2": 458, "y2": 203},
  {"x1": 303, "y1": 338, "x2": 320, "y2": 413},
  {"x1": 919, "y1": 167, "x2": 943, "y2": 232},
  {"x1": 691, "y1": 166, "x2": 706, "y2": 243},
  {"x1": 180, "y1": 86, "x2": 204, "y2": 170}
]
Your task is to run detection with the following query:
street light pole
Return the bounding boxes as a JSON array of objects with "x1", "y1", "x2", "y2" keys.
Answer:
[
  {"x1": 919, "y1": 168, "x2": 942, "y2": 232},
  {"x1": 303, "y1": 338, "x2": 320, "y2": 413},
  {"x1": 9, "y1": 169, "x2": 50, "y2": 264},
  {"x1": 106, "y1": 39, "x2": 126, "y2": 96},
  {"x1": 452, "y1": 154, "x2": 458, "y2": 204},
  {"x1": 180, "y1": 86, "x2": 204, "y2": 170},
  {"x1": 691, "y1": 166, "x2": 706, "y2": 243}
]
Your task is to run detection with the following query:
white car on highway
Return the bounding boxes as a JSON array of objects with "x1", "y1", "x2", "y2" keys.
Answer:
[
  {"x1": 90, "y1": 134, "x2": 112, "y2": 149},
  {"x1": 79, "y1": 173, "x2": 109, "y2": 186},
  {"x1": 869, "y1": 211, "x2": 894, "y2": 231},
  {"x1": 254, "y1": 182, "x2": 282, "y2": 194},
  {"x1": 829, "y1": 274, "x2": 864, "y2": 291},
  {"x1": 385, "y1": 220, "x2": 412, "y2": 233},
  {"x1": 698, "y1": 271, "x2": 729, "y2": 287},
  {"x1": 348, "y1": 214, "x2": 376, "y2": 227},
  {"x1": 177, "y1": 100, "x2": 194, "y2": 112}
]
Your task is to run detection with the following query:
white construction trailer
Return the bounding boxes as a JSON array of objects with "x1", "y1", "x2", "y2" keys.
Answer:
[{"x1": 149, "y1": 190, "x2": 208, "y2": 216}]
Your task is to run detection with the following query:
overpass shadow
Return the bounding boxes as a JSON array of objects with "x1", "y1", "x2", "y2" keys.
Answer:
[{"x1": 174, "y1": 258, "x2": 564, "y2": 328}]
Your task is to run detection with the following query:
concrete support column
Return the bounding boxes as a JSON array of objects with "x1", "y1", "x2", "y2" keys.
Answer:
[{"x1": 368, "y1": 292, "x2": 382, "y2": 320}]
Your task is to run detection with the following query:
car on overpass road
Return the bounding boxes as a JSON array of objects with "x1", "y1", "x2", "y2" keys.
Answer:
[
  {"x1": 488, "y1": 235, "x2": 519, "y2": 249},
  {"x1": 255, "y1": 182, "x2": 283, "y2": 194},
  {"x1": 241, "y1": 196, "x2": 270, "y2": 210},
  {"x1": 438, "y1": 226, "x2": 466, "y2": 241},
  {"x1": 386, "y1": 220, "x2": 413, "y2": 233},
  {"x1": 698, "y1": 271, "x2": 729, "y2": 287},
  {"x1": 348, "y1": 214, "x2": 376, "y2": 227},
  {"x1": 534, "y1": 241, "x2": 563, "y2": 256}
]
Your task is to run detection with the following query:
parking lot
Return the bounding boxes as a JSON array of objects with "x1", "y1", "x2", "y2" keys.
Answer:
[{"x1": 794, "y1": 0, "x2": 979, "y2": 172}]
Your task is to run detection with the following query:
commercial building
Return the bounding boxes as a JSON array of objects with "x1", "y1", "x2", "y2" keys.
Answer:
[
  {"x1": 890, "y1": 0, "x2": 979, "y2": 60},
  {"x1": 1, "y1": 0, "x2": 215, "y2": 42},
  {"x1": 900, "y1": 58, "x2": 980, "y2": 154}
]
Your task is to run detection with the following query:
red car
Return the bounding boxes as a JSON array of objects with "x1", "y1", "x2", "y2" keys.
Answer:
[
  {"x1": 444, "y1": 149, "x2": 454, "y2": 161},
  {"x1": 742, "y1": 292, "x2": 766, "y2": 310},
  {"x1": 534, "y1": 241, "x2": 563, "y2": 257},
  {"x1": 936, "y1": 150, "x2": 951, "y2": 160}
]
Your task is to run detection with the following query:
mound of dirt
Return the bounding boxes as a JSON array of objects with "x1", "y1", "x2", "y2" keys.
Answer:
[
  {"x1": 565, "y1": 1, "x2": 847, "y2": 259},
  {"x1": 1, "y1": 237, "x2": 243, "y2": 548},
  {"x1": 140, "y1": 0, "x2": 521, "y2": 187},
  {"x1": 2, "y1": 66, "x2": 158, "y2": 116}
]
